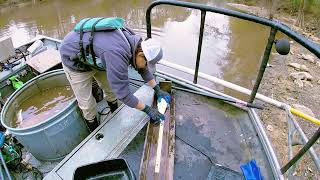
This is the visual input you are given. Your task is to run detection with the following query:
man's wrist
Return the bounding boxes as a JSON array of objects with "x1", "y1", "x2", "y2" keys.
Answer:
[
  {"x1": 135, "y1": 101, "x2": 146, "y2": 110},
  {"x1": 142, "y1": 104, "x2": 150, "y2": 113},
  {"x1": 153, "y1": 84, "x2": 160, "y2": 93}
]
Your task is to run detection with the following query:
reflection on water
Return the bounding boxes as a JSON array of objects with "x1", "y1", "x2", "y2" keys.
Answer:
[
  {"x1": 159, "y1": 11, "x2": 230, "y2": 81},
  {"x1": 1, "y1": 0, "x2": 270, "y2": 99},
  {"x1": 223, "y1": 17, "x2": 269, "y2": 99},
  {"x1": 12, "y1": 86, "x2": 74, "y2": 128},
  {"x1": 158, "y1": 8, "x2": 268, "y2": 99}
]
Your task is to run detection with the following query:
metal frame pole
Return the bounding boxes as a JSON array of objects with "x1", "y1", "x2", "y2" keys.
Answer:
[
  {"x1": 281, "y1": 127, "x2": 320, "y2": 174},
  {"x1": 249, "y1": 27, "x2": 277, "y2": 103},
  {"x1": 193, "y1": 10, "x2": 206, "y2": 84}
]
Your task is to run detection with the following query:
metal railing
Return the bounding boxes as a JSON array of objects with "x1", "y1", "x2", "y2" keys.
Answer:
[{"x1": 146, "y1": 0, "x2": 320, "y2": 178}]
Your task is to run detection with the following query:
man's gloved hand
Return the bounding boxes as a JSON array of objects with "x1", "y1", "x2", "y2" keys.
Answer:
[
  {"x1": 153, "y1": 84, "x2": 171, "y2": 103},
  {"x1": 142, "y1": 105, "x2": 165, "y2": 124}
]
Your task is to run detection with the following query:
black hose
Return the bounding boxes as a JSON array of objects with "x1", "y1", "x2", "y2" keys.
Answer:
[{"x1": 16, "y1": 49, "x2": 27, "y2": 62}]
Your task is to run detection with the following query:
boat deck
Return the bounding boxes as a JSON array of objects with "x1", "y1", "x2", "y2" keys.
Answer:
[
  {"x1": 21, "y1": 68, "x2": 275, "y2": 179},
  {"x1": 2, "y1": 68, "x2": 275, "y2": 179},
  {"x1": 119, "y1": 88, "x2": 274, "y2": 179}
]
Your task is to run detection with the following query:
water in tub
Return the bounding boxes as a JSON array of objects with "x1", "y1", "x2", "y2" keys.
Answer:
[{"x1": 13, "y1": 86, "x2": 74, "y2": 128}]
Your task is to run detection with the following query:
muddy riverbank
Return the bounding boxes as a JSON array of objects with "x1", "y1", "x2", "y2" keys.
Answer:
[{"x1": 228, "y1": 3, "x2": 320, "y2": 179}]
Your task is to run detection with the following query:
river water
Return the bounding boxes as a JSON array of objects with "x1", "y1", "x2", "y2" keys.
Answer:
[{"x1": 0, "y1": 0, "x2": 271, "y2": 100}]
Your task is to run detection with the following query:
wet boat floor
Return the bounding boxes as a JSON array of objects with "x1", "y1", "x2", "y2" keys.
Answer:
[
  {"x1": 173, "y1": 90, "x2": 273, "y2": 179},
  {"x1": 12, "y1": 82, "x2": 273, "y2": 179},
  {"x1": 120, "y1": 89, "x2": 274, "y2": 179}
]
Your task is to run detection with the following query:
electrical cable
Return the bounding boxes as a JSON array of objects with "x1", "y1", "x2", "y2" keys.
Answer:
[
  {"x1": 16, "y1": 49, "x2": 27, "y2": 62},
  {"x1": 175, "y1": 134, "x2": 241, "y2": 175},
  {"x1": 175, "y1": 134, "x2": 215, "y2": 165}
]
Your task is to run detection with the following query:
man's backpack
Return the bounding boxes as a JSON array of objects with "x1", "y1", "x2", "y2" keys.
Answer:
[{"x1": 72, "y1": 17, "x2": 128, "y2": 71}]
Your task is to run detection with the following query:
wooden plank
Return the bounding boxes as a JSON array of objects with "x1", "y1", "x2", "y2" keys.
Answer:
[
  {"x1": 167, "y1": 93, "x2": 175, "y2": 180},
  {"x1": 139, "y1": 82, "x2": 175, "y2": 180},
  {"x1": 139, "y1": 122, "x2": 153, "y2": 180},
  {"x1": 26, "y1": 49, "x2": 61, "y2": 73}
]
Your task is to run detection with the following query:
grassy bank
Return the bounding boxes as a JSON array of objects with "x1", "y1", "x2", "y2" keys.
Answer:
[{"x1": 0, "y1": 0, "x2": 29, "y2": 6}]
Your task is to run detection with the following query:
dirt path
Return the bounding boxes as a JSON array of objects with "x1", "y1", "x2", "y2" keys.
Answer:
[{"x1": 228, "y1": 3, "x2": 320, "y2": 179}]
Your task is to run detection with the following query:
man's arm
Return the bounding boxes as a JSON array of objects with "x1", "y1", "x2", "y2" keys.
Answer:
[
  {"x1": 103, "y1": 50, "x2": 164, "y2": 123},
  {"x1": 103, "y1": 50, "x2": 139, "y2": 108},
  {"x1": 103, "y1": 50, "x2": 156, "y2": 109},
  {"x1": 138, "y1": 68, "x2": 154, "y2": 84}
]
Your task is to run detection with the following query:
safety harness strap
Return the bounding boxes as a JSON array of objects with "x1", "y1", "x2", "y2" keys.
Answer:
[
  {"x1": 79, "y1": 18, "x2": 92, "y2": 62},
  {"x1": 89, "y1": 17, "x2": 105, "y2": 67}
]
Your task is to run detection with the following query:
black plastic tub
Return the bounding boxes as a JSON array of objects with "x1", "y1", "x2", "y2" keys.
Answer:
[{"x1": 73, "y1": 158, "x2": 135, "y2": 180}]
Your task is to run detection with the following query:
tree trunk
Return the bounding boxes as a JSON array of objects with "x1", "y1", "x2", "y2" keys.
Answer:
[
  {"x1": 266, "y1": 0, "x2": 273, "y2": 19},
  {"x1": 265, "y1": 0, "x2": 279, "y2": 20},
  {"x1": 296, "y1": 0, "x2": 305, "y2": 29}
]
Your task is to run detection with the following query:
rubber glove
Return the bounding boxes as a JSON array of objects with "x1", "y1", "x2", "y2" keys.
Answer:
[
  {"x1": 153, "y1": 84, "x2": 171, "y2": 103},
  {"x1": 142, "y1": 105, "x2": 165, "y2": 123}
]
